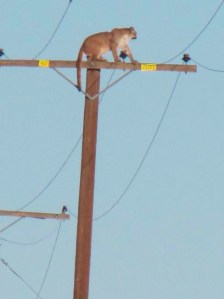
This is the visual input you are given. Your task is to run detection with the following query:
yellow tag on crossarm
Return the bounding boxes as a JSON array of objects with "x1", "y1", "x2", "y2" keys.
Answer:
[
  {"x1": 39, "y1": 60, "x2": 50, "y2": 68},
  {"x1": 141, "y1": 63, "x2": 157, "y2": 71}
]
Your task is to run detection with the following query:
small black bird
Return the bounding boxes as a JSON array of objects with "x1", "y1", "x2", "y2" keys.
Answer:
[{"x1": 62, "y1": 206, "x2": 68, "y2": 214}]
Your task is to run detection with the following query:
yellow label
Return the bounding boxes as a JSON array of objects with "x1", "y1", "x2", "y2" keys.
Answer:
[
  {"x1": 141, "y1": 63, "x2": 157, "y2": 71},
  {"x1": 39, "y1": 60, "x2": 50, "y2": 67}
]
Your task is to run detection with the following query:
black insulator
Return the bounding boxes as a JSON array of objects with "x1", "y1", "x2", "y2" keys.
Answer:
[
  {"x1": 119, "y1": 51, "x2": 128, "y2": 61},
  {"x1": 182, "y1": 53, "x2": 191, "y2": 63},
  {"x1": 0, "y1": 49, "x2": 4, "y2": 57}
]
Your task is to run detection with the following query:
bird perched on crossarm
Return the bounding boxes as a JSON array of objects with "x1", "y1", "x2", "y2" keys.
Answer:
[{"x1": 62, "y1": 206, "x2": 68, "y2": 214}]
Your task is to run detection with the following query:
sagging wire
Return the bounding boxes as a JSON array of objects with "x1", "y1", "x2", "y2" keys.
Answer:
[
  {"x1": 0, "y1": 1, "x2": 222, "y2": 226},
  {"x1": 19, "y1": 69, "x2": 116, "y2": 211},
  {"x1": 0, "y1": 70, "x2": 116, "y2": 234},
  {"x1": 0, "y1": 136, "x2": 78, "y2": 234},
  {"x1": 33, "y1": 0, "x2": 73, "y2": 59},
  {"x1": 162, "y1": 0, "x2": 224, "y2": 63},
  {"x1": 93, "y1": 71, "x2": 182, "y2": 221},
  {"x1": 36, "y1": 220, "x2": 62, "y2": 299},
  {"x1": 17, "y1": 134, "x2": 81, "y2": 212},
  {"x1": 0, "y1": 258, "x2": 44, "y2": 299},
  {"x1": 0, "y1": 224, "x2": 59, "y2": 246},
  {"x1": 1, "y1": 0, "x2": 72, "y2": 60},
  {"x1": 191, "y1": 57, "x2": 224, "y2": 73},
  {"x1": 0, "y1": 217, "x2": 24, "y2": 234}
]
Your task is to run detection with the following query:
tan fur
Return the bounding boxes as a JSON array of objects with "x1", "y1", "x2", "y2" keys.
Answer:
[{"x1": 76, "y1": 27, "x2": 137, "y2": 91}]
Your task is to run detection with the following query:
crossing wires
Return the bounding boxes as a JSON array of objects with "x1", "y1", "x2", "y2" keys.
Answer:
[
  {"x1": 36, "y1": 220, "x2": 63, "y2": 299},
  {"x1": 1, "y1": 258, "x2": 44, "y2": 299},
  {"x1": 68, "y1": 71, "x2": 182, "y2": 221}
]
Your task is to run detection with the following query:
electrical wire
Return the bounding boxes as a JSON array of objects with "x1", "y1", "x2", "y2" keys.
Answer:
[
  {"x1": 191, "y1": 57, "x2": 224, "y2": 72},
  {"x1": 36, "y1": 220, "x2": 62, "y2": 299},
  {"x1": 93, "y1": 71, "x2": 182, "y2": 221},
  {"x1": 0, "y1": 137, "x2": 80, "y2": 234},
  {"x1": 0, "y1": 224, "x2": 59, "y2": 246},
  {"x1": 1, "y1": 0, "x2": 72, "y2": 60},
  {"x1": 18, "y1": 138, "x2": 81, "y2": 211},
  {"x1": 3, "y1": 0, "x2": 223, "y2": 63},
  {"x1": 0, "y1": 1, "x2": 222, "y2": 235},
  {"x1": 0, "y1": 258, "x2": 44, "y2": 299},
  {"x1": 0, "y1": 70, "x2": 116, "y2": 234},
  {"x1": 0, "y1": 217, "x2": 24, "y2": 234},
  {"x1": 67, "y1": 208, "x2": 77, "y2": 219},
  {"x1": 19, "y1": 70, "x2": 116, "y2": 211},
  {"x1": 162, "y1": 0, "x2": 224, "y2": 63},
  {"x1": 68, "y1": 70, "x2": 182, "y2": 221},
  {"x1": 32, "y1": 0, "x2": 72, "y2": 59},
  {"x1": 18, "y1": 70, "x2": 116, "y2": 211}
]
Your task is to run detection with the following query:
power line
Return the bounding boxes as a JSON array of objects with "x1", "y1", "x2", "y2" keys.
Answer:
[
  {"x1": 19, "y1": 70, "x2": 119, "y2": 211},
  {"x1": 17, "y1": 70, "x2": 116, "y2": 210},
  {"x1": 0, "y1": 67, "x2": 117, "y2": 220},
  {"x1": 17, "y1": 72, "x2": 117, "y2": 212},
  {"x1": 4, "y1": 0, "x2": 220, "y2": 63},
  {"x1": 33, "y1": 0, "x2": 72, "y2": 59},
  {"x1": 0, "y1": 139, "x2": 76, "y2": 232},
  {"x1": 0, "y1": 224, "x2": 59, "y2": 246},
  {"x1": 191, "y1": 57, "x2": 224, "y2": 72},
  {"x1": 36, "y1": 220, "x2": 62, "y2": 299},
  {"x1": 0, "y1": 50, "x2": 195, "y2": 299},
  {"x1": 69, "y1": 70, "x2": 182, "y2": 221},
  {"x1": 0, "y1": 217, "x2": 24, "y2": 234},
  {"x1": 93, "y1": 71, "x2": 182, "y2": 221},
  {"x1": 18, "y1": 138, "x2": 81, "y2": 211},
  {"x1": 68, "y1": 208, "x2": 77, "y2": 219},
  {"x1": 1, "y1": 258, "x2": 44, "y2": 299},
  {"x1": 1, "y1": 1, "x2": 72, "y2": 60},
  {"x1": 163, "y1": 0, "x2": 224, "y2": 63},
  {"x1": 0, "y1": 61, "x2": 193, "y2": 240},
  {"x1": 0, "y1": 70, "x2": 117, "y2": 234},
  {"x1": 56, "y1": 71, "x2": 118, "y2": 221}
]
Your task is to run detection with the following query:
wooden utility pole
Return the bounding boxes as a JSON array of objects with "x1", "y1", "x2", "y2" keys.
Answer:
[
  {"x1": 0, "y1": 59, "x2": 197, "y2": 299},
  {"x1": 74, "y1": 67, "x2": 100, "y2": 299}
]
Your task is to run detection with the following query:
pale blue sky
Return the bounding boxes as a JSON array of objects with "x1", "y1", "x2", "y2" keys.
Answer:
[{"x1": 1, "y1": 1, "x2": 224, "y2": 298}]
